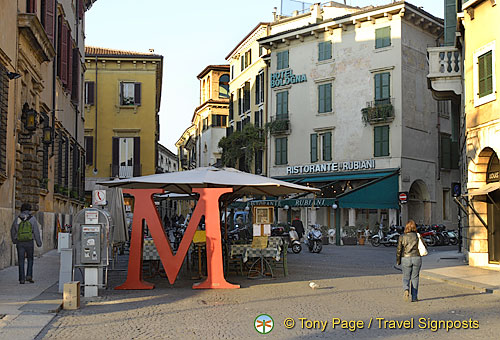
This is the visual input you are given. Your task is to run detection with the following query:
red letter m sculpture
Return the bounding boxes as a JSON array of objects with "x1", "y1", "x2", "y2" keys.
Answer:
[{"x1": 116, "y1": 188, "x2": 239, "y2": 290}]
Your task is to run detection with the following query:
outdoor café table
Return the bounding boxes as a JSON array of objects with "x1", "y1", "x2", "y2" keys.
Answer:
[
  {"x1": 143, "y1": 239, "x2": 163, "y2": 277},
  {"x1": 244, "y1": 246, "x2": 282, "y2": 279}
]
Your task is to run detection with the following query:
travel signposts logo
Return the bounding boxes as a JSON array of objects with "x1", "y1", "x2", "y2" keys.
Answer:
[{"x1": 255, "y1": 314, "x2": 274, "y2": 334}]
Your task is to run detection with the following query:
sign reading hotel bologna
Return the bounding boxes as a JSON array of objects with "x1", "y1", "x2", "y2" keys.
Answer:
[
  {"x1": 271, "y1": 69, "x2": 307, "y2": 88},
  {"x1": 287, "y1": 159, "x2": 376, "y2": 175}
]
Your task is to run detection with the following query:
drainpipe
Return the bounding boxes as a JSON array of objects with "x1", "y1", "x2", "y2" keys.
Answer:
[
  {"x1": 93, "y1": 56, "x2": 98, "y2": 173},
  {"x1": 51, "y1": 1, "x2": 59, "y2": 158}
]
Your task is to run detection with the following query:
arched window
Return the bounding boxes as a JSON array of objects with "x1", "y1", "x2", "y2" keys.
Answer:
[{"x1": 219, "y1": 74, "x2": 230, "y2": 99}]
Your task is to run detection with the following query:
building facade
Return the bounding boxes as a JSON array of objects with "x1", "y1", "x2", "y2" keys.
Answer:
[
  {"x1": 176, "y1": 65, "x2": 230, "y2": 170},
  {"x1": 83, "y1": 47, "x2": 163, "y2": 197},
  {"x1": 259, "y1": 2, "x2": 459, "y2": 232},
  {"x1": 0, "y1": 0, "x2": 93, "y2": 269},
  {"x1": 157, "y1": 143, "x2": 177, "y2": 173}
]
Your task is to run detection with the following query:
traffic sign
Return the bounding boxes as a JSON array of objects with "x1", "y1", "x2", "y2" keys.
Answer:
[
  {"x1": 398, "y1": 192, "x2": 408, "y2": 204},
  {"x1": 93, "y1": 190, "x2": 106, "y2": 206}
]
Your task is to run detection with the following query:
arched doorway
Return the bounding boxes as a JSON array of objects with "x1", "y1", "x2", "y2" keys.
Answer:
[
  {"x1": 486, "y1": 152, "x2": 500, "y2": 263},
  {"x1": 408, "y1": 180, "x2": 431, "y2": 225}
]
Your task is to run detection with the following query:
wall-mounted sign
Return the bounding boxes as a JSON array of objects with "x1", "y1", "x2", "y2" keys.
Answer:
[
  {"x1": 287, "y1": 159, "x2": 376, "y2": 175},
  {"x1": 271, "y1": 69, "x2": 307, "y2": 88},
  {"x1": 398, "y1": 192, "x2": 408, "y2": 204},
  {"x1": 85, "y1": 210, "x2": 99, "y2": 224},
  {"x1": 93, "y1": 190, "x2": 106, "y2": 206}
]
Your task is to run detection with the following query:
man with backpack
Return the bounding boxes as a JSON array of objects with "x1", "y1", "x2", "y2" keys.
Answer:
[{"x1": 10, "y1": 203, "x2": 42, "y2": 284}]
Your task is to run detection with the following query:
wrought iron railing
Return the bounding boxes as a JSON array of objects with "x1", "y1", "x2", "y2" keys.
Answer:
[{"x1": 361, "y1": 99, "x2": 394, "y2": 125}]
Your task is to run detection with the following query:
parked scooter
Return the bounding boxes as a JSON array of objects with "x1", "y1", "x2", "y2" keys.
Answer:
[
  {"x1": 370, "y1": 224, "x2": 402, "y2": 247},
  {"x1": 307, "y1": 224, "x2": 323, "y2": 253},
  {"x1": 288, "y1": 227, "x2": 302, "y2": 253}
]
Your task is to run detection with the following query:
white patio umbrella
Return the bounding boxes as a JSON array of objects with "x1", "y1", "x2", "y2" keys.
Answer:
[{"x1": 98, "y1": 167, "x2": 319, "y2": 197}]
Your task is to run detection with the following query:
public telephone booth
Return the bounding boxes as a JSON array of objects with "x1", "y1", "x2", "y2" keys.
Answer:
[{"x1": 72, "y1": 208, "x2": 114, "y2": 297}]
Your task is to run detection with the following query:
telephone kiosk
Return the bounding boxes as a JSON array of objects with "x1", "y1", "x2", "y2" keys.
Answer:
[{"x1": 72, "y1": 208, "x2": 113, "y2": 297}]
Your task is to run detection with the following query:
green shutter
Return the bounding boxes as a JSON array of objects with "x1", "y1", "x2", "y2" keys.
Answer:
[
  {"x1": 382, "y1": 125, "x2": 389, "y2": 156},
  {"x1": 283, "y1": 137, "x2": 288, "y2": 164},
  {"x1": 284, "y1": 50, "x2": 289, "y2": 68},
  {"x1": 374, "y1": 126, "x2": 389, "y2": 157},
  {"x1": 275, "y1": 138, "x2": 281, "y2": 165},
  {"x1": 318, "y1": 41, "x2": 332, "y2": 61},
  {"x1": 479, "y1": 51, "x2": 493, "y2": 98},
  {"x1": 375, "y1": 72, "x2": 390, "y2": 104},
  {"x1": 318, "y1": 84, "x2": 332, "y2": 113},
  {"x1": 284, "y1": 91, "x2": 288, "y2": 116},
  {"x1": 318, "y1": 42, "x2": 324, "y2": 61},
  {"x1": 441, "y1": 134, "x2": 451, "y2": 169},
  {"x1": 323, "y1": 132, "x2": 332, "y2": 161},
  {"x1": 375, "y1": 74, "x2": 381, "y2": 101},
  {"x1": 310, "y1": 134, "x2": 318, "y2": 162},
  {"x1": 326, "y1": 83, "x2": 332, "y2": 112},
  {"x1": 277, "y1": 92, "x2": 282, "y2": 117},
  {"x1": 375, "y1": 27, "x2": 391, "y2": 49}
]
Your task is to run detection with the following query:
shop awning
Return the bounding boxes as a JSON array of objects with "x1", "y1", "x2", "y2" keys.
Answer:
[
  {"x1": 337, "y1": 172, "x2": 399, "y2": 209},
  {"x1": 465, "y1": 182, "x2": 500, "y2": 203},
  {"x1": 276, "y1": 169, "x2": 399, "y2": 184}
]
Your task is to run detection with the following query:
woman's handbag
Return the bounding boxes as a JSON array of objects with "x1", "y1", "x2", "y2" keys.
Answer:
[{"x1": 417, "y1": 233, "x2": 428, "y2": 256}]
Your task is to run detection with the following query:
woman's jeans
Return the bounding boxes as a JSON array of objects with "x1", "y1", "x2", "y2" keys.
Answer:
[
  {"x1": 401, "y1": 256, "x2": 422, "y2": 301},
  {"x1": 17, "y1": 242, "x2": 34, "y2": 282}
]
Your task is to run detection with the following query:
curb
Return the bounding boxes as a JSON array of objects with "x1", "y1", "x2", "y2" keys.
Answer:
[{"x1": 421, "y1": 270, "x2": 498, "y2": 294}]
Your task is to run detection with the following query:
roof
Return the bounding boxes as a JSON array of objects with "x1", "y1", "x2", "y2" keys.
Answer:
[
  {"x1": 259, "y1": 1, "x2": 443, "y2": 44},
  {"x1": 197, "y1": 65, "x2": 230, "y2": 79},
  {"x1": 225, "y1": 22, "x2": 270, "y2": 60},
  {"x1": 85, "y1": 46, "x2": 162, "y2": 58}
]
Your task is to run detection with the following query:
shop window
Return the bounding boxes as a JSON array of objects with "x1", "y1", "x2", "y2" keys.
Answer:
[
  {"x1": 275, "y1": 137, "x2": 288, "y2": 165},
  {"x1": 277, "y1": 50, "x2": 289, "y2": 70},
  {"x1": 374, "y1": 125, "x2": 389, "y2": 157},
  {"x1": 318, "y1": 41, "x2": 332, "y2": 61},
  {"x1": 375, "y1": 27, "x2": 391, "y2": 49}
]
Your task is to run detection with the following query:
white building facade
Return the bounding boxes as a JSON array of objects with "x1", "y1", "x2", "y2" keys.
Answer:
[{"x1": 259, "y1": 2, "x2": 460, "y2": 233}]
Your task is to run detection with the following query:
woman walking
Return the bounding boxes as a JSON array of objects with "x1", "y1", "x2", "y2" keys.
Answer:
[{"x1": 396, "y1": 220, "x2": 425, "y2": 302}]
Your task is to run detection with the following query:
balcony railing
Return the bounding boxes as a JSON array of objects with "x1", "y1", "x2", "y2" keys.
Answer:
[
  {"x1": 361, "y1": 99, "x2": 394, "y2": 125},
  {"x1": 267, "y1": 115, "x2": 290, "y2": 135},
  {"x1": 427, "y1": 46, "x2": 462, "y2": 98}
]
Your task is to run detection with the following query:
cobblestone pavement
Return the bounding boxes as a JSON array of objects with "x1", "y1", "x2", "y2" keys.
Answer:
[{"x1": 38, "y1": 245, "x2": 500, "y2": 339}]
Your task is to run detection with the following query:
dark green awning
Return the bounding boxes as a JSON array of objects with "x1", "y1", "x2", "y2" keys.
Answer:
[{"x1": 337, "y1": 173, "x2": 399, "y2": 209}]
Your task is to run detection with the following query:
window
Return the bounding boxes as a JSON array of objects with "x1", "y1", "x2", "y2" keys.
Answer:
[
  {"x1": 243, "y1": 81, "x2": 250, "y2": 112},
  {"x1": 374, "y1": 125, "x2": 389, "y2": 157},
  {"x1": 41, "y1": 0, "x2": 55, "y2": 45},
  {"x1": 203, "y1": 117, "x2": 208, "y2": 130},
  {"x1": 440, "y1": 133, "x2": 459, "y2": 169},
  {"x1": 212, "y1": 115, "x2": 227, "y2": 127},
  {"x1": 276, "y1": 91, "x2": 288, "y2": 119},
  {"x1": 84, "y1": 136, "x2": 93, "y2": 165},
  {"x1": 318, "y1": 41, "x2": 332, "y2": 61},
  {"x1": 0, "y1": 64, "x2": 8, "y2": 175},
  {"x1": 478, "y1": 51, "x2": 493, "y2": 98},
  {"x1": 322, "y1": 132, "x2": 332, "y2": 161},
  {"x1": 112, "y1": 137, "x2": 141, "y2": 177},
  {"x1": 375, "y1": 27, "x2": 391, "y2": 49},
  {"x1": 255, "y1": 72, "x2": 265, "y2": 105},
  {"x1": 310, "y1": 133, "x2": 318, "y2": 163},
  {"x1": 275, "y1": 137, "x2": 288, "y2": 165},
  {"x1": 277, "y1": 50, "x2": 289, "y2": 70},
  {"x1": 255, "y1": 149, "x2": 263, "y2": 174},
  {"x1": 318, "y1": 83, "x2": 332, "y2": 113},
  {"x1": 229, "y1": 93, "x2": 234, "y2": 120},
  {"x1": 374, "y1": 72, "x2": 390, "y2": 105},
  {"x1": 437, "y1": 100, "x2": 450, "y2": 118},
  {"x1": 240, "y1": 49, "x2": 252, "y2": 72},
  {"x1": 474, "y1": 42, "x2": 496, "y2": 106},
  {"x1": 219, "y1": 74, "x2": 230, "y2": 99},
  {"x1": 84, "y1": 81, "x2": 94, "y2": 105},
  {"x1": 230, "y1": 65, "x2": 235, "y2": 80},
  {"x1": 26, "y1": 0, "x2": 36, "y2": 13},
  {"x1": 254, "y1": 109, "x2": 263, "y2": 128},
  {"x1": 120, "y1": 82, "x2": 141, "y2": 106}
]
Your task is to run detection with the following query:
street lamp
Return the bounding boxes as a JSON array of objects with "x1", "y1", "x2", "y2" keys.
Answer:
[{"x1": 332, "y1": 201, "x2": 340, "y2": 246}]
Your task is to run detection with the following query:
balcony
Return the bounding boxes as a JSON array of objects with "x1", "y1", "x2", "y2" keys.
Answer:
[
  {"x1": 427, "y1": 47, "x2": 462, "y2": 99},
  {"x1": 267, "y1": 115, "x2": 290, "y2": 135},
  {"x1": 361, "y1": 99, "x2": 394, "y2": 125}
]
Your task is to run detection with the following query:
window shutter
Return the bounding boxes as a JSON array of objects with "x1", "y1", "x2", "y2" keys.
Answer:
[
  {"x1": 71, "y1": 48, "x2": 79, "y2": 103},
  {"x1": 254, "y1": 111, "x2": 260, "y2": 127},
  {"x1": 57, "y1": 15, "x2": 62, "y2": 78},
  {"x1": 78, "y1": 0, "x2": 85, "y2": 20},
  {"x1": 27, "y1": 0, "x2": 37, "y2": 13},
  {"x1": 310, "y1": 134, "x2": 318, "y2": 162},
  {"x1": 323, "y1": 132, "x2": 332, "y2": 161},
  {"x1": 133, "y1": 137, "x2": 141, "y2": 176},
  {"x1": 283, "y1": 137, "x2": 288, "y2": 164},
  {"x1": 119, "y1": 82, "x2": 124, "y2": 105},
  {"x1": 326, "y1": 84, "x2": 332, "y2": 112},
  {"x1": 374, "y1": 73, "x2": 381, "y2": 101},
  {"x1": 255, "y1": 74, "x2": 260, "y2": 105},
  {"x1": 61, "y1": 23, "x2": 68, "y2": 86},
  {"x1": 485, "y1": 52, "x2": 493, "y2": 94},
  {"x1": 382, "y1": 73, "x2": 390, "y2": 100},
  {"x1": 64, "y1": 137, "x2": 69, "y2": 188},
  {"x1": 276, "y1": 92, "x2": 282, "y2": 117},
  {"x1": 241, "y1": 56, "x2": 244, "y2": 72},
  {"x1": 134, "y1": 83, "x2": 141, "y2": 105},
  {"x1": 67, "y1": 36, "x2": 73, "y2": 94},
  {"x1": 284, "y1": 91, "x2": 288, "y2": 116},
  {"x1": 85, "y1": 136, "x2": 93, "y2": 165},
  {"x1": 284, "y1": 51, "x2": 289, "y2": 68},
  {"x1": 112, "y1": 137, "x2": 119, "y2": 177},
  {"x1": 376, "y1": 27, "x2": 390, "y2": 48},
  {"x1": 440, "y1": 134, "x2": 451, "y2": 169},
  {"x1": 318, "y1": 42, "x2": 323, "y2": 61},
  {"x1": 275, "y1": 138, "x2": 280, "y2": 165},
  {"x1": 44, "y1": 0, "x2": 55, "y2": 45},
  {"x1": 87, "y1": 81, "x2": 95, "y2": 105},
  {"x1": 260, "y1": 72, "x2": 265, "y2": 103},
  {"x1": 374, "y1": 126, "x2": 381, "y2": 157},
  {"x1": 382, "y1": 126, "x2": 389, "y2": 156}
]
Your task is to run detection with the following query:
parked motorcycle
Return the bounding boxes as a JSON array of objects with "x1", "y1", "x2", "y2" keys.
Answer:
[
  {"x1": 288, "y1": 227, "x2": 302, "y2": 253},
  {"x1": 307, "y1": 224, "x2": 323, "y2": 253},
  {"x1": 417, "y1": 225, "x2": 437, "y2": 247},
  {"x1": 370, "y1": 225, "x2": 402, "y2": 247}
]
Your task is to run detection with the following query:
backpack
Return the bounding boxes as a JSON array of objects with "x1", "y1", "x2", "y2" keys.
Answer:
[{"x1": 17, "y1": 216, "x2": 33, "y2": 242}]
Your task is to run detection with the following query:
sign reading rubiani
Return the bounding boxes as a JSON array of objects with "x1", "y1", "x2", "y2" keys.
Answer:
[
  {"x1": 271, "y1": 69, "x2": 307, "y2": 88},
  {"x1": 287, "y1": 159, "x2": 376, "y2": 175}
]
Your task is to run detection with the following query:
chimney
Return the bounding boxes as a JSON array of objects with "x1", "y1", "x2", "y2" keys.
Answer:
[
  {"x1": 310, "y1": 3, "x2": 322, "y2": 24},
  {"x1": 273, "y1": 7, "x2": 278, "y2": 22}
]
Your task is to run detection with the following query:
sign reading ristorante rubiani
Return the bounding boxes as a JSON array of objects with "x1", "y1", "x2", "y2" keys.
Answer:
[
  {"x1": 271, "y1": 69, "x2": 307, "y2": 88},
  {"x1": 287, "y1": 159, "x2": 376, "y2": 175}
]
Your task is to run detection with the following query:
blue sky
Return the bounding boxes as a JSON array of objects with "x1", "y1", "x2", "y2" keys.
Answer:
[{"x1": 85, "y1": 0, "x2": 444, "y2": 152}]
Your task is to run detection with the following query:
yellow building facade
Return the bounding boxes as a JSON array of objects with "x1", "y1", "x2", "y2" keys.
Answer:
[
  {"x1": 176, "y1": 65, "x2": 229, "y2": 170},
  {"x1": 462, "y1": 0, "x2": 500, "y2": 267},
  {"x1": 84, "y1": 47, "x2": 163, "y2": 194}
]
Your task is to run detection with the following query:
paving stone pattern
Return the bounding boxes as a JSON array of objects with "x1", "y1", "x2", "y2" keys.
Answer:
[{"x1": 38, "y1": 245, "x2": 500, "y2": 339}]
